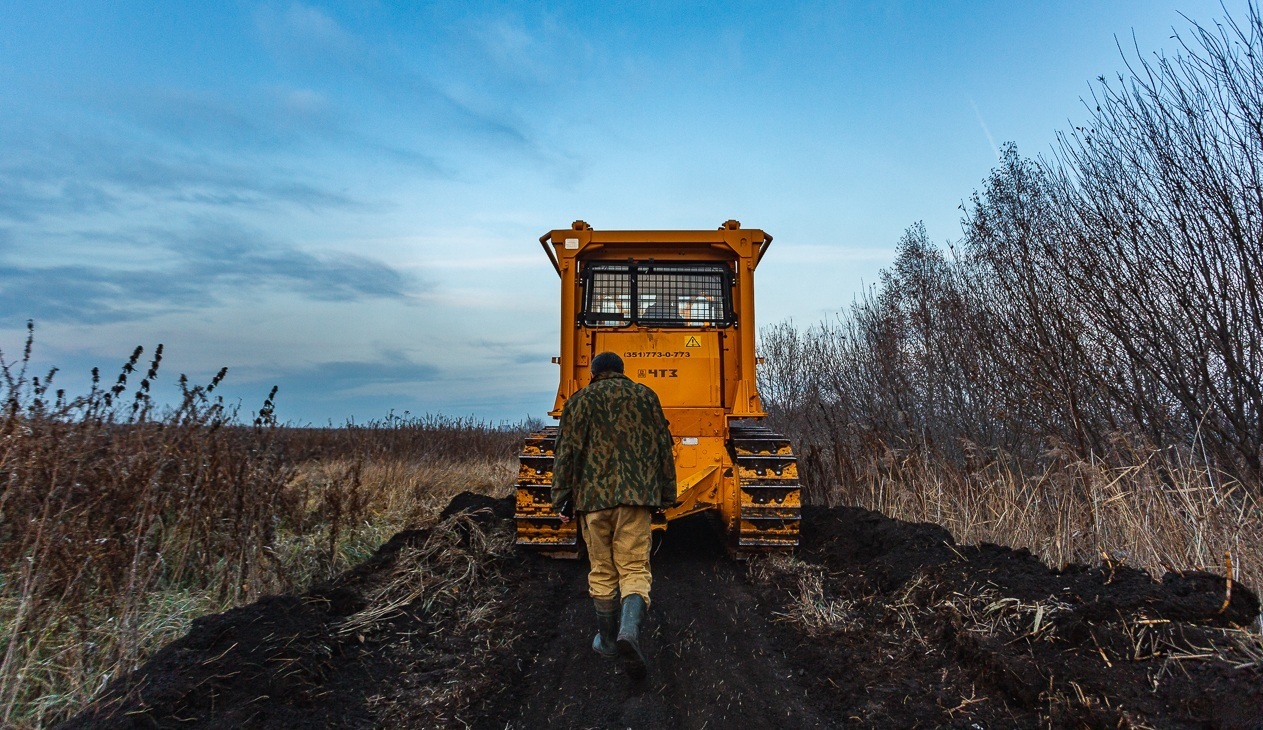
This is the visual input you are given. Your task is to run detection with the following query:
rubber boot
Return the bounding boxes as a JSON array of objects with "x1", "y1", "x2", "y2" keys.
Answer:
[
  {"x1": 616, "y1": 593, "x2": 648, "y2": 680},
  {"x1": 592, "y1": 597, "x2": 619, "y2": 658}
]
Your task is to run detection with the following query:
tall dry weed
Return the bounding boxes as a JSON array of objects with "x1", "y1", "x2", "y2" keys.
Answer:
[
  {"x1": 0, "y1": 328, "x2": 524, "y2": 727},
  {"x1": 826, "y1": 439, "x2": 1263, "y2": 595},
  {"x1": 275, "y1": 456, "x2": 516, "y2": 587}
]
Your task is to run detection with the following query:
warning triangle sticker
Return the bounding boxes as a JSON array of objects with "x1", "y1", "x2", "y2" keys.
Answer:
[{"x1": 685, "y1": 336, "x2": 701, "y2": 348}]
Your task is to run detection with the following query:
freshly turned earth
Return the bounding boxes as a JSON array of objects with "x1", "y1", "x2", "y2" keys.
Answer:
[{"x1": 65, "y1": 493, "x2": 1262, "y2": 729}]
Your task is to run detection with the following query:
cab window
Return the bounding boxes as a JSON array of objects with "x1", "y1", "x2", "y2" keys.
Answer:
[{"x1": 580, "y1": 262, "x2": 733, "y2": 327}]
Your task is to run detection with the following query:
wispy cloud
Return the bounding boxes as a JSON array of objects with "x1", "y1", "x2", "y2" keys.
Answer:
[
  {"x1": 0, "y1": 264, "x2": 207, "y2": 324},
  {"x1": 0, "y1": 169, "x2": 120, "y2": 223},
  {"x1": 0, "y1": 123, "x2": 363, "y2": 226},
  {"x1": 252, "y1": 2, "x2": 359, "y2": 62},
  {"x1": 0, "y1": 223, "x2": 417, "y2": 325},
  {"x1": 471, "y1": 337, "x2": 555, "y2": 366},
  {"x1": 970, "y1": 98, "x2": 1001, "y2": 160},
  {"x1": 244, "y1": 353, "x2": 443, "y2": 406},
  {"x1": 164, "y1": 223, "x2": 415, "y2": 300},
  {"x1": 411, "y1": 253, "x2": 540, "y2": 270},
  {"x1": 248, "y1": 3, "x2": 564, "y2": 168}
]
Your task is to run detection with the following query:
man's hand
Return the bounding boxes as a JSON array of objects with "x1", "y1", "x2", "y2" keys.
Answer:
[
  {"x1": 653, "y1": 501, "x2": 681, "y2": 516},
  {"x1": 557, "y1": 498, "x2": 573, "y2": 524},
  {"x1": 558, "y1": 513, "x2": 572, "y2": 524}
]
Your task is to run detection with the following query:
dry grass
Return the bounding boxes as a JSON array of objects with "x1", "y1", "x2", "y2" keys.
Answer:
[
  {"x1": 338, "y1": 512, "x2": 513, "y2": 638},
  {"x1": 0, "y1": 446, "x2": 517, "y2": 727},
  {"x1": 0, "y1": 332, "x2": 524, "y2": 727},
  {"x1": 825, "y1": 441, "x2": 1263, "y2": 601},
  {"x1": 756, "y1": 553, "x2": 1260, "y2": 679},
  {"x1": 335, "y1": 512, "x2": 518, "y2": 726},
  {"x1": 752, "y1": 555, "x2": 862, "y2": 634},
  {"x1": 757, "y1": 440, "x2": 1263, "y2": 674},
  {"x1": 277, "y1": 456, "x2": 516, "y2": 587}
]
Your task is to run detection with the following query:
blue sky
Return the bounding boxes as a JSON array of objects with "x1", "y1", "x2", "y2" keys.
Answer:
[{"x1": 0, "y1": 0, "x2": 1249, "y2": 424}]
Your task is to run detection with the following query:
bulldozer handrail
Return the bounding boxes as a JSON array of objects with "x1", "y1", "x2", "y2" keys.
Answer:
[
  {"x1": 755, "y1": 232, "x2": 774, "y2": 268},
  {"x1": 538, "y1": 233, "x2": 562, "y2": 277}
]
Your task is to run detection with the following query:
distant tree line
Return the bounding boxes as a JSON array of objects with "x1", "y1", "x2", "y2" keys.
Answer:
[{"x1": 760, "y1": 4, "x2": 1263, "y2": 499}]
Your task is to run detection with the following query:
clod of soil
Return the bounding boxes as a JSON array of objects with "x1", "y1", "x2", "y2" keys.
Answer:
[{"x1": 66, "y1": 495, "x2": 1262, "y2": 729}]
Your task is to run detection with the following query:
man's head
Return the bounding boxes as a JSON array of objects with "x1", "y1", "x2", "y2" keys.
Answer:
[{"x1": 591, "y1": 351, "x2": 624, "y2": 376}]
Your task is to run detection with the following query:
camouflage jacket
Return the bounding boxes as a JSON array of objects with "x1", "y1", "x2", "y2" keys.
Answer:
[{"x1": 551, "y1": 372, "x2": 676, "y2": 514}]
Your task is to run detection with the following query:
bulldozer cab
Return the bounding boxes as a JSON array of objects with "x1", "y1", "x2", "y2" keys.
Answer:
[
  {"x1": 515, "y1": 220, "x2": 800, "y2": 556},
  {"x1": 542, "y1": 220, "x2": 767, "y2": 421},
  {"x1": 579, "y1": 262, "x2": 732, "y2": 409}
]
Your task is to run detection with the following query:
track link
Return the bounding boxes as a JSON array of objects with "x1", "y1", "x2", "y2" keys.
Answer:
[
  {"x1": 730, "y1": 425, "x2": 801, "y2": 550},
  {"x1": 513, "y1": 427, "x2": 579, "y2": 557}
]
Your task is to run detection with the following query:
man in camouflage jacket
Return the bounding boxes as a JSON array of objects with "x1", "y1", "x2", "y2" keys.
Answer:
[{"x1": 552, "y1": 351, "x2": 675, "y2": 679}]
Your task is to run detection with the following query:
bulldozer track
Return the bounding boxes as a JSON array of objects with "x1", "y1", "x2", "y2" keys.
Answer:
[
  {"x1": 730, "y1": 425, "x2": 801, "y2": 549},
  {"x1": 515, "y1": 424, "x2": 802, "y2": 554},
  {"x1": 513, "y1": 426, "x2": 577, "y2": 555}
]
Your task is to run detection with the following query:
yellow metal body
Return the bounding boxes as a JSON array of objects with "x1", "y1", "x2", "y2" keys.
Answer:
[
  {"x1": 545, "y1": 223, "x2": 768, "y2": 421},
  {"x1": 515, "y1": 220, "x2": 800, "y2": 553}
]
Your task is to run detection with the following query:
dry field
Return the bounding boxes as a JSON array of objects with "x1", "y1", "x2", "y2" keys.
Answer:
[
  {"x1": 0, "y1": 337, "x2": 523, "y2": 726},
  {"x1": 62, "y1": 495, "x2": 1262, "y2": 729},
  {"x1": 0, "y1": 330, "x2": 1259, "y2": 726},
  {"x1": 803, "y1": 442, "x2": 1263, "y2": 603}
]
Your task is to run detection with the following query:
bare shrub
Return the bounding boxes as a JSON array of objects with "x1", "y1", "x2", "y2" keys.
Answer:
[
  {"x1": 759, "y1": 3, "x2": 1263, "y2": 600},
  {"x1": 1051, "y1": 6, "x2": 1263, "y2": 479}
]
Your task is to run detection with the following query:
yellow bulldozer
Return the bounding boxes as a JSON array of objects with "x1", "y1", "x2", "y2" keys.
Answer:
[{"x1": 515, "y1": 220, "x2": 800, "y2": 556}]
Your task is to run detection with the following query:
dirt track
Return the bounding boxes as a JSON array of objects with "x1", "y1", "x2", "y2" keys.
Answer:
[{"x1": 66, "y1": 494, "x2": 1262, "y2": 729}]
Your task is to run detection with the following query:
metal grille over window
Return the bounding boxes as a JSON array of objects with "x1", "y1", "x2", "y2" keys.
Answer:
[
  {"x1": 587, "y1": 267, "x2": 632, "y2": 326},
  {"x1": 581, "y1": 262, "x2": 733, "y2": 327}
]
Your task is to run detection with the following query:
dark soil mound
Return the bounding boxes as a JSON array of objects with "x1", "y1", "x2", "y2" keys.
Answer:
[
  {"x1": 65, "y1": 498, "x2": 1262, "y2": 729},
  {"x1": 63, "y1": 592, "x2": 371, "y2": 729},
  {"x1": 438, "y1": 490, "x2": 514, "y2": 523}
]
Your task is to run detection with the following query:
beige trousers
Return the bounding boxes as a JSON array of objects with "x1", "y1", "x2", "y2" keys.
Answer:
[{"x1": 581, "y1": 505, "x2": 652, "y2": 606}]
